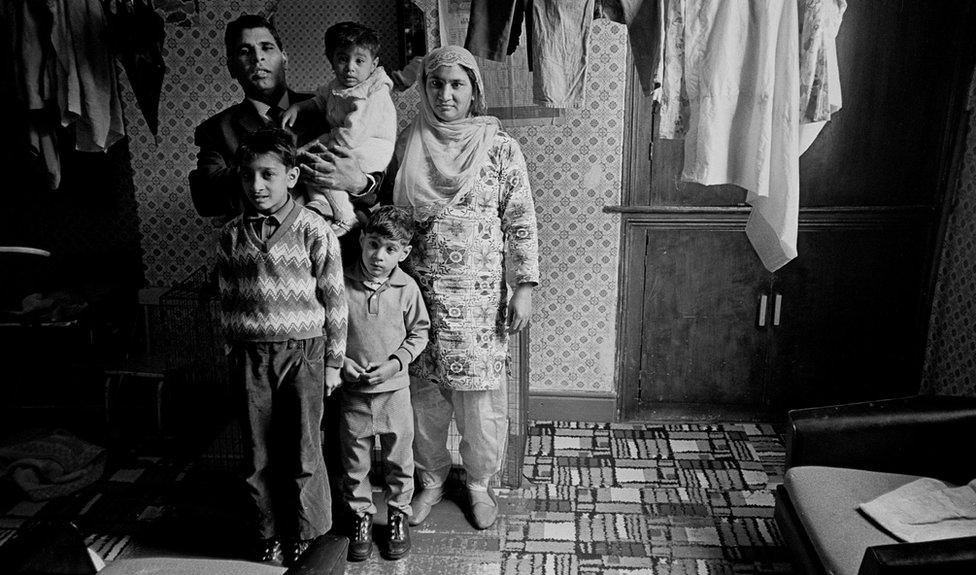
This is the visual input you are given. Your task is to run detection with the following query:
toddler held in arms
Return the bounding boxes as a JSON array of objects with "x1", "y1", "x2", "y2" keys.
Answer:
[{"x1": 282, "y1": 21, "x2": 396, "y2": 236}]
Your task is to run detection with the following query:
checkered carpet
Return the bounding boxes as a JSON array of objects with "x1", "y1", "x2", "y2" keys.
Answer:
[{"x1": 501, "y1": 421, "x2": 791, "y2": 575}]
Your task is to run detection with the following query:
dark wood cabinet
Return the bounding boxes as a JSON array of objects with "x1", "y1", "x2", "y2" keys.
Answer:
[
  {"x1": 767, "y1": 218, "x2": 932, "y2": 408},
  {"x1": 616, "y1": 1, "x2": 976, "y2": 417},
  {"x1": 622, "y1": 218, "x2": 770, "y2": 406}
]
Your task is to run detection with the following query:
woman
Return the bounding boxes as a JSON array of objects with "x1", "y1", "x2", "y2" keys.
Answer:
[{"x1": 393, "y1": 46, "x2": 539, "y2": 530}]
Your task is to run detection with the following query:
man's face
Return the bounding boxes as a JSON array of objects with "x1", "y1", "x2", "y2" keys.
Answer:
[{"x1": 229, "y1": 27, "x2": 287, "y2": 101}]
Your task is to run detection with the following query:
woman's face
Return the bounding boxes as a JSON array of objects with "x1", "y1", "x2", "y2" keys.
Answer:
[{"x1": 425, "y1": 64, "x2": 474, "y2": 123}]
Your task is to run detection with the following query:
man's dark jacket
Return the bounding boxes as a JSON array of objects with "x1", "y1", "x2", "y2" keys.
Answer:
[{"x1": 188, "y1": 90, "x2": 386, "y2": 219}]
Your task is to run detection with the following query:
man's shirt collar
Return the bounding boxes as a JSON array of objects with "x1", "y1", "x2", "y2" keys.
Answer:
[{"x1": 248, "y1": 92, "x2": 291, "y2": 122}]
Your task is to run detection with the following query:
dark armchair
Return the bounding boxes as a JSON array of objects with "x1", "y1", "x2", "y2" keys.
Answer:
[{"x1": 773, "y1": 395, "x2": 976, "y2": 575}]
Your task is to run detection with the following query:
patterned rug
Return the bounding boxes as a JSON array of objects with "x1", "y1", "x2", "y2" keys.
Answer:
[
  {"x1": 501, "y1": 421, "x2": 791, "y2": 575},
  {"x1": 0, "y1": 421, "x2": 792, "y2": 574}
]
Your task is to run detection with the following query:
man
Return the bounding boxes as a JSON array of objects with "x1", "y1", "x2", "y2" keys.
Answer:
[
  {"x1": 189, "y1": 14, "x2": 386, "y2": 231},
  {"x1": 189, "y1": 15, "x2": 381, "y2": 555}
]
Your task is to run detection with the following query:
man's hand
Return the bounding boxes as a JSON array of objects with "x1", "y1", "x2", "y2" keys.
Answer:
[
  {"x1": 325, "y1": 366, "x2": 342, "y2": 397},
  {"x1": 342, "y1": 357, "x2": 366, "y2": 383},
  {"x1": 298, "y1": 142, "x2": 368, "y2": 194},
  {"x1": 507, "y1": 284, "x2": 533, "y2": 334},
  {"x1": 360, "y1": 359, "x2": 400, "y2": 386}
]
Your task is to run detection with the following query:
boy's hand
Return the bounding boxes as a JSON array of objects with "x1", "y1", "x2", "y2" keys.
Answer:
[
  {"x1": 342, "y1": 358, "x2": 366, "y2": 383},
  {"x1": 281, "y1": 104, "x2": 301, "y2": 129},
  {"x1": 325, "y1": 367, "x2": 342, "y2": 397},
  {"x1": 361, "y1": 359, "x2": 400, "y2": 386}
]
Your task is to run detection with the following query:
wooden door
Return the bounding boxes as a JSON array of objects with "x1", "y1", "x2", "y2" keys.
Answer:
[
  {"x1": 618, "y1": 217, "x2": 771, "y2": 408},
  {"x1": 767, "y1": 219, "x2": 932, "y2": 409}
]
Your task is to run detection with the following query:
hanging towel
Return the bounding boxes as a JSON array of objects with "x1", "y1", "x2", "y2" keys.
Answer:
[{"x1": 658, "y1": 0, "x2": 845, "y2": 271}]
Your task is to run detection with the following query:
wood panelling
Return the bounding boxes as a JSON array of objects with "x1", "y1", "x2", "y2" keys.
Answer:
[{"x1": 615, "y1": 1, "x2": 976, "y2": 418}]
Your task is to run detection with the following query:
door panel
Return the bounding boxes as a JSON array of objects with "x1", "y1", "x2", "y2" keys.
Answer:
[
  {"x1": 768, "y1": 225, "x2": 931, "y2": 408},
  {"x1": 638, "y1": 228, "x2": 770, "y2": 405}
]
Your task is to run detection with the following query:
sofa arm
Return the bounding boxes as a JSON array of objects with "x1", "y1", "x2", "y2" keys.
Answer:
[
  {"x1": 858, "y1": 536, "x2": 976, "y2": 575},
  {"x1": 785, "y1": 395, "x2": 976, "y2": 482},
  {"x1": 284, "y1": 533, "x2": 348, "y2": 575}
]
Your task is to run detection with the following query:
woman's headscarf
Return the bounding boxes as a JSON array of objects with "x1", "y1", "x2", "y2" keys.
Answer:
[{"x1": 392, "y1": 46, "x2": 500, "y2": 222}]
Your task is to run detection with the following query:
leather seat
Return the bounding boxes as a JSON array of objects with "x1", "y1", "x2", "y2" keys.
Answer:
[{"x1": 773, "y1": 395, "x2": 976, "y2": 575}]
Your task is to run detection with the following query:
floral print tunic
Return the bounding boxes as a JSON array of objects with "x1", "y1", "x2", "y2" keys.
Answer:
[{"x1": 404, "y1": 131, "x2": 539, "y2": 391}]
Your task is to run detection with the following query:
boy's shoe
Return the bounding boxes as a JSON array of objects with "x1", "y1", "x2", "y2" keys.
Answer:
[
  {"x1": 347, "y1": 513, "x2": 373, "y2": 562},
  {"x1": 282, "y1": 537, "x2": 315, "y2": 567},
  {"x1": 468, "y1": 486, "x2": 498, "y2": 530},
  {"x1": 251, "y1": 537, "x2": 283, "y2": 564},
  {"x1": 408, "y1": 485, "x2": 444, "y2": 526},
  {"x1": 383, "y1": 508, "x2": 411, "y2": 560}
]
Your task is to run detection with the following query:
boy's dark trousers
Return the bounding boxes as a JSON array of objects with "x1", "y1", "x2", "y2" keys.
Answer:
[{"x1": 232, "y1": 336, "x2": 332, "y2": 541}]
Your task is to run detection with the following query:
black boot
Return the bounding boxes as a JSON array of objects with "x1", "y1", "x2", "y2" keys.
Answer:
[
  {"x1": 251, "y1": 537, "x2": 282, "y2": 565},
  {"x1": 347, "y1": 513, "x2": 373, "y2": 562},
  {"x1": 384, "y1": 508, "x2": 411, "y2": 560},
  {"x1": 282, "y1": 537, "x2": 314, "y2": 567}
]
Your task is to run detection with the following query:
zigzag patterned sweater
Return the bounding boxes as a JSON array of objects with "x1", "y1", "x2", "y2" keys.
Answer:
[{"x1": 217, "y1": 203, "x2": 347, "y2": 367}]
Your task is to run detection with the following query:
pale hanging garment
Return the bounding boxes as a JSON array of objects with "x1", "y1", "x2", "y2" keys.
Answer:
[
  {"x1": 798, "y1": 0, "x2": 846, "y2": 153},
  {"x1": 659, "y1": 0, "x2": 845, "y2": 271}
]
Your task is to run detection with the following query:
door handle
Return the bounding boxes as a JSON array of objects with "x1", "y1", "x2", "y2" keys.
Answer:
[
  {"x1": 758, "y1": 293, "x2": 768, "y2": 327},
  {"x1": 773, "y1": 293, "x2": 782, "y2": 326}
]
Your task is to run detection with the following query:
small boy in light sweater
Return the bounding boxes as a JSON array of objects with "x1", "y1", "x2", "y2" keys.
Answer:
[
  {"x1": 282, "y1": 21, "x2": 396, "y2": 237},
  {"x1": 216, "y1": 128, "x2": 346, "y2": 567},
  {"x1": 340, "y1": 206, "x2": 429, "y2": 562}
]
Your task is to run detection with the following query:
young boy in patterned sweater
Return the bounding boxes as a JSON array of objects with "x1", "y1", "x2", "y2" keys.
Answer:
[{"x1": 216, "y1": 128, "x2": 347, "y2": 567}]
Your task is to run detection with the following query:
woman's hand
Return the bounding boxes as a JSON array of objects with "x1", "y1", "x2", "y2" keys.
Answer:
[
  {"x1": 298, "y1": 142, "x2": 368, "y2": 194},
  {"x1": 507, "y1": 283, "x2": 533, "y2": 334}
]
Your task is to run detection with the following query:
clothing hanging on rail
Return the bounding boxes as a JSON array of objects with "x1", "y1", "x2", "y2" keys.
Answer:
[
  {"x1": 103, "y1": 0, "x2": 166, "y2": 138},
  {"x1": 595, "y1": 0, "x2": 664, "y2": 96},
  {"x1": 658, "y1": 0, "x2": 846, "y2": 272},
  {"x1": 463, "y1": 0, "x2": 595, "y2": 108},
  {"x1": 465, "y1": 0, "x2": 531, "y2": 63},
  {"x1": 3, "y1": 0, "x2": 125, "y2": 189}
]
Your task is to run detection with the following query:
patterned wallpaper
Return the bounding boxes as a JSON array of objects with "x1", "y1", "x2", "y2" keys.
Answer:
[
  {"x1": 922, "y1": 71, "x2": 976, "y2": 398},
  {"x1": 126, "y1": 1, "x2": 624, "y2": 395}
]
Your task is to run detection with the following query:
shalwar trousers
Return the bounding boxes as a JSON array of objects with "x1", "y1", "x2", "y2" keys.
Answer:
[
  {"x1": 232, "y1": 337, "x2": 332, "y2": 540},
  {"x1": 411, "y1": 374, "x2": 509, "y2": 490},
  {"x1": 339, "y1": 387, "x2": 415, "y2": 517}
]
